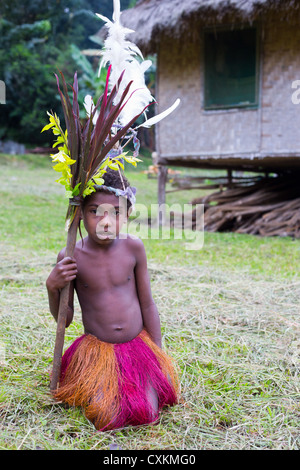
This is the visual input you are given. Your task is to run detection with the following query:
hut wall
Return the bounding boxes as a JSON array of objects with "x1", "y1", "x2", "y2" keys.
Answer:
[
  {"x1": 260, "y1": 15, "x2": 300, "y2": 153},
  {"x1": 156, "y1": 13, "x2": 300, "y2": 163}
]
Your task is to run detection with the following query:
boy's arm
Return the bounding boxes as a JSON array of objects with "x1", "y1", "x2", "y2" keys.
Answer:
[
  {"x1": 134, "y1": 239, "x2": 162, "y2": 348},
  {"x1": 46, "y1": 250, "x2": 77, "y2": 327}
]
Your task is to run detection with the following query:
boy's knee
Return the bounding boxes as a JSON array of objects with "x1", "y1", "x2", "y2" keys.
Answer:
[{"x1": 146, "y1": 385, "x2": 159, "y2": 417}]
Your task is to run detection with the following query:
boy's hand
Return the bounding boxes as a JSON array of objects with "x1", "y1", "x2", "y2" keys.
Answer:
[{"x1": 46, "y1": 257, "x2": 78, "y2": 292}]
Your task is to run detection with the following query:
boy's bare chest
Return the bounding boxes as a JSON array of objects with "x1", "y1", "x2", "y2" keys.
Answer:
[{"x1": 75, "y1": 246, "x2": 136, "y2": 291}]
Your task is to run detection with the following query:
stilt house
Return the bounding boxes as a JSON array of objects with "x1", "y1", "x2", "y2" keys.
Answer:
[{"x1": 120, "y1": 1, "x2": 300, "y2": 194}]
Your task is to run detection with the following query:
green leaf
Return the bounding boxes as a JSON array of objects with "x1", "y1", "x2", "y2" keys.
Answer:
[
  {"x1": 115, "y1": 159, "x2": 124, "y2": 170},
  {"x1": 92, "y1": 177, "x2": 104, "y2": 185},
  {"x1": 83, "y1": 186, "x2": 96, "y2": 197},
  {"x1": 107, "y1": 161, "x2": 119, "y2": 170},
  {"x1": 65, "y1": 190, "x2": 73, "y2": 199},
  {"x1": 72, "y1": 182, "x2": 81, "y2": 196},
  {"x1": 41, "y1": 122, "x2": 55, "y2": 133}
]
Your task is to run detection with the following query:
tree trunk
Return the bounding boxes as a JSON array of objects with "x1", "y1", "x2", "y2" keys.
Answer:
[{"x1": 50, "y1": 206, "x2": 81, "y2": 392}]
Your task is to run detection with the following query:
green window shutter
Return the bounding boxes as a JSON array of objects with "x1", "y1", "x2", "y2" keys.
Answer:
[{"x1": 204, "y1": 27, "x2": 259, "y2": 109}]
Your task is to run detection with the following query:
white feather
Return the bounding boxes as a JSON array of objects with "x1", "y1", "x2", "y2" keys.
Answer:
[
  {"x1": 96, "y1": 0, "x2": 154, "y2": 126},
  {"x1": 83, "y1": 95, "x2": 99, "y2": 125},
  {"x1": 138, "y1": 99, "x2": 181, "y2": 128},
  {"x1": 95, "y1": 0, "x2": 179, "y2": 128},
  {"x1": 112, "y1": 0, "x2": 121, "y2": 22}
]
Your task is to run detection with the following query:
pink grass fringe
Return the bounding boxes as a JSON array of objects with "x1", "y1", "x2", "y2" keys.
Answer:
[
  {"x1": 56, "y1": 332, "x2": 179, "y2": 431},
  {"x1": 113, "y1": 335, "x2": 177, "y2": 429}
]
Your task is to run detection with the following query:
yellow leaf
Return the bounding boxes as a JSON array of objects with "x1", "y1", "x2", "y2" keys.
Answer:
[{"x1": 41, "y1": 122, "x2": 55, "y2": 133}]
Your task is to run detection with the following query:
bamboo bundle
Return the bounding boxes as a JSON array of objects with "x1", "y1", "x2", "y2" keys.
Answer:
[{"x1": 177, "y1": 174, "x2": 300, "y2": 238}]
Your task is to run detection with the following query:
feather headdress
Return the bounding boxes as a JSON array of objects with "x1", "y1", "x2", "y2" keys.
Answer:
[{"x1": 95, "y1": 0, "x2": 180, "y2": 128}]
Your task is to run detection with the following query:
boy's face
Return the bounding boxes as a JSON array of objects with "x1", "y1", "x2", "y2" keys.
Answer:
[{"x1": 82, "y1": 191, "x2": 128, "y2": 245}]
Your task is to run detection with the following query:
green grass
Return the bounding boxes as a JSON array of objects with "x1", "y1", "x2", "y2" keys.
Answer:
[{"x1": 0, "y1": 153, "x2": 299, "y2": 450}]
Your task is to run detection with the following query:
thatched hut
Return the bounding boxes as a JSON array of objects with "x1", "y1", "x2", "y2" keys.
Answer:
[{"x1": 116, "y1": 0, "x2": 300, "y2": 237}]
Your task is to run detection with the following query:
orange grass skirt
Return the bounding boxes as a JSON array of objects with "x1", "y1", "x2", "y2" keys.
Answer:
[{"x1": 52, "y1": 330, "x2": 180, "y2": 431}]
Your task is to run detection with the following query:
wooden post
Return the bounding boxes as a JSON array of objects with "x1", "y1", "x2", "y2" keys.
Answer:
[
  {"x1": 227, "y1": 169, "x2": 233, "y2": 188},
  {"x1": 158, "y1": 165, "x2": 168, "y2": 227},
  {"x1": 50, "y1": 206, "x2": 81, "y2": 392}
]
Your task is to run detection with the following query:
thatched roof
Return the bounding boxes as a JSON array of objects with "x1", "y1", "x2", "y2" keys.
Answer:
[{"x1": 117, "y1": 0, "x2": 300, "y2": 53}]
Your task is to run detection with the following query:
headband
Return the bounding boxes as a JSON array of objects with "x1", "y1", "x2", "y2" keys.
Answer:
[{"x1": 94, "y1": 184, "x2": 137, "y2": 207}]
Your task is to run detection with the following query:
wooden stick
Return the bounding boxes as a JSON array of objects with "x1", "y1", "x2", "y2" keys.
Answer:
[{"x1": 50, "y1": 206, "x2": 81, "y2": 392}]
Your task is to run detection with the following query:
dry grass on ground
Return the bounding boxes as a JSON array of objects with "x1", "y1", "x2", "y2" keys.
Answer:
[
  {"x1": 0, "y1": 153, "x2": 299, "y2": 450},
  {"x1": 0, "y1": 243, "x2": 299, "y2": 450}
]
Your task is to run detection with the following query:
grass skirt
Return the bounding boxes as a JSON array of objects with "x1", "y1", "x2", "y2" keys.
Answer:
[{"x1": 52, "y1": 330, "x2": 180, "y2": 431}]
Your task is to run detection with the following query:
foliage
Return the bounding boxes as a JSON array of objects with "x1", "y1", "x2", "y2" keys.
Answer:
[
  {"x1": 70, "y1": 44, "x2": 107, "y2": 117},
  {"x1": 0, "y1": 0, "x2": 134, "y2": 146},
  {"x1": 41, "y1": 112, "x2": 77, "y2": 196},
  {"x1": 0, "y1": 15, "x2": 76, "y2": 145}
]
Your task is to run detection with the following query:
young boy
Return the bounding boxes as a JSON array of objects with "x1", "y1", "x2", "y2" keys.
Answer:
[{"x1": 46, "y1": 169, "x2": 179, "y2": 431}]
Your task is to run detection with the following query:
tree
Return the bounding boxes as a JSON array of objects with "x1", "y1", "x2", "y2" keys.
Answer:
[{"x1": 0, "y1": 0, "x2": 133, "y2": 146}]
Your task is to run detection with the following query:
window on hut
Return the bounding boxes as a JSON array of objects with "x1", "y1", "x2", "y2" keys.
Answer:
[{"x1": 204, "y1": 27, "x2": 259, "y2": 110}]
